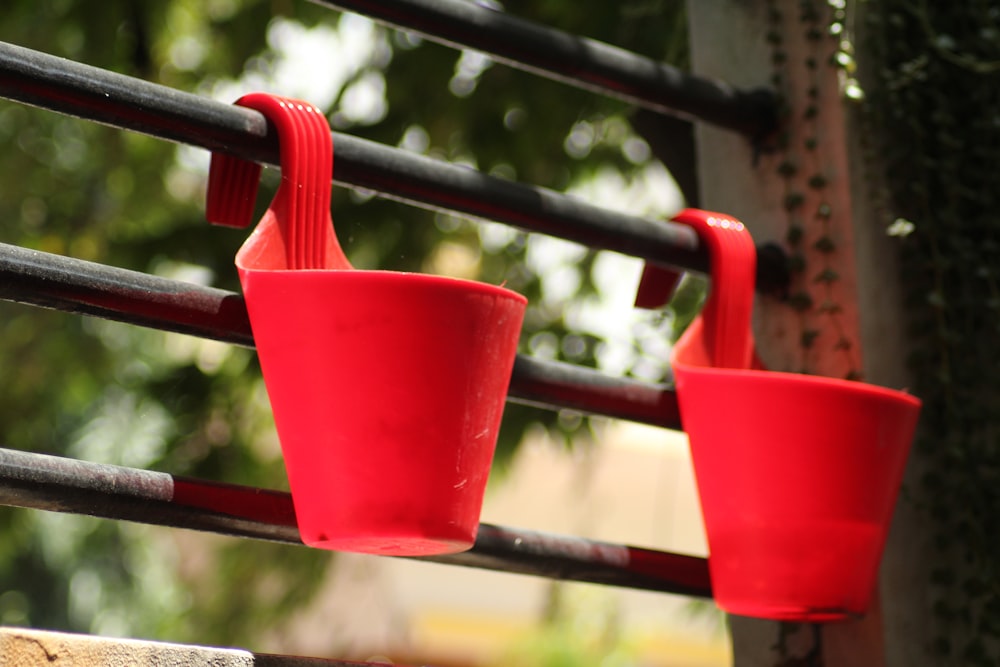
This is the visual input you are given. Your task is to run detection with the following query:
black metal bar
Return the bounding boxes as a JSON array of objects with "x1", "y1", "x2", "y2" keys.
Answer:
[
  {"x1": 0, "y1": 448, "x2": 713, "y2": 598},
  {"x1": 0, "y1": 244, "x2": 255, "y2": 345},
  {"x1": 0, "y1": 242, "x2": 682, "y2": 428},
  {"x1": 0, "y1": 41, "x2": 790, "y2": 292},
  {"x1": 334, "y1": 131, "x2": 705, "y2": 276},
  {"x1": 310, "y1": 0, "x2": 778, "y2": 139},
  {"x1": 509, "y1": 355, "x2": 678, "y2": 427},
  {"x1": 0, "y1": 41, "x2": 702, "y2": 275}
]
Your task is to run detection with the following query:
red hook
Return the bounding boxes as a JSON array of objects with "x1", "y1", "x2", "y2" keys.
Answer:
[
  {"x1": 206, "y1": 93, "x2": 350, "y2": 271},
  {"x1": 636, "y1": 208, "x2": 756, "y2": 370}
]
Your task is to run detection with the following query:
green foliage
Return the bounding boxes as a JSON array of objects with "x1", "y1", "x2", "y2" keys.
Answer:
[
  {"x1": 865, "y1": 0, "x2": 1000, "y2": 662},
  {"x1": 0, "y1": 0, "x2": 689, "y2": 651},
  {"x1": 489, "y1": 584, "x2": 636, "y2": 667}
]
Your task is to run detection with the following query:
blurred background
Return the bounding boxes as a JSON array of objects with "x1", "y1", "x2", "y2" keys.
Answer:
[{"x1": 0, "y1": 1, "x2": 725, "y2": 664}]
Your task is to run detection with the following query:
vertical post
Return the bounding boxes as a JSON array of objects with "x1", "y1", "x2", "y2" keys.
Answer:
[{"x1": 686, "y1": 0, "x2": 921, "y2": 665}]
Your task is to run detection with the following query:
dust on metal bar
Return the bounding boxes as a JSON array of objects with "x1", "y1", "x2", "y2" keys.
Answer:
[
  {"x1": 0, "y1": 447, "x2": 712, "y2": 598},
  {"x1": 0, "y1": 242, "x2": 682, "y2": 429},
  {"x1": 311, "y1": 0, "x2": 778, "y2": 139}
]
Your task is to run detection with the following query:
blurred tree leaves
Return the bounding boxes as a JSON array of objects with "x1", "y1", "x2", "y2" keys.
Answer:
[{"x1": 0, "y1": 0, "x2": 689, "y2": 648}]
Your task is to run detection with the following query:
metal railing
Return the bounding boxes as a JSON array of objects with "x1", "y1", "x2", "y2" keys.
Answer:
[
  {"x1": 312, "y1": 0, "x2": 778, "y2": 138},
  {"x1": 0, "y1": 42, "x2": 787, "y2": 291},
  {"x1": 0, "y1": 447, "x2": 711, "y2": 597},
  {"x1": 0, "y1": 2, "x2": 782, "y2": 643}
]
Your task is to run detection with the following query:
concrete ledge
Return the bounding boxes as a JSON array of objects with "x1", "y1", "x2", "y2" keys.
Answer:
[
  {"x1": 0, "y1": 627, "x2": 255, "y2": 666},
  {"x1": 0, "y1": 628, "x2": 392, "y2": 666}
]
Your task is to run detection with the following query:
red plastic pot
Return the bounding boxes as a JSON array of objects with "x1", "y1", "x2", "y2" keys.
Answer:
[
  {"x1": 207, "y1": 93, "x2": 525, "y2": 556},
  {"x1": 643, "y1": 209, "x2": 921, "y2": 621}
]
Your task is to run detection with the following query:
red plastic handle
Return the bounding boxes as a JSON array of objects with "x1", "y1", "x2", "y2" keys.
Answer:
[
  {"x1": 679, "y1": 209, "x2": 755, "y2": 369},
  {"x1": 206, "y1": 93, "x2": 349, "y2": 271},
  {"x1": 636, "y1": 208, "x2": 756, "y2": 370}
]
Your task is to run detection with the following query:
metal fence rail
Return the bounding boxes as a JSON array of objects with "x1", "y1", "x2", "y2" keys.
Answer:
[
  {"x1": 0, "y1": 242, "x2": 683, "y2": 428},
  {"x1": 0, "y1": 447, "x2": 712, "y2": 598},
  {"x1": 0, "y1": 0, "x2": 756, "y2": 633},
  {"x1": 0, "y1": 41, "x2": 788, "y2": 292},
  {"x1": 312, "y1": 0, "x2": 778, "y2": 138}
]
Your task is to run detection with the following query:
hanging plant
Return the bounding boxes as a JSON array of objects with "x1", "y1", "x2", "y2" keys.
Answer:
[{"x1": 864, "y1": 0, "x2": 1000, "y2": 663}]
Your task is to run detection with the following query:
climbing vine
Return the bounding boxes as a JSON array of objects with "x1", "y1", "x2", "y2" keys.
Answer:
[
  {"x1": 766, "y1": 0, "x2": 1000, "y2": 662},
  {"x1": 864, "y1": 0, "x2": 1000, "y2": 663}
]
